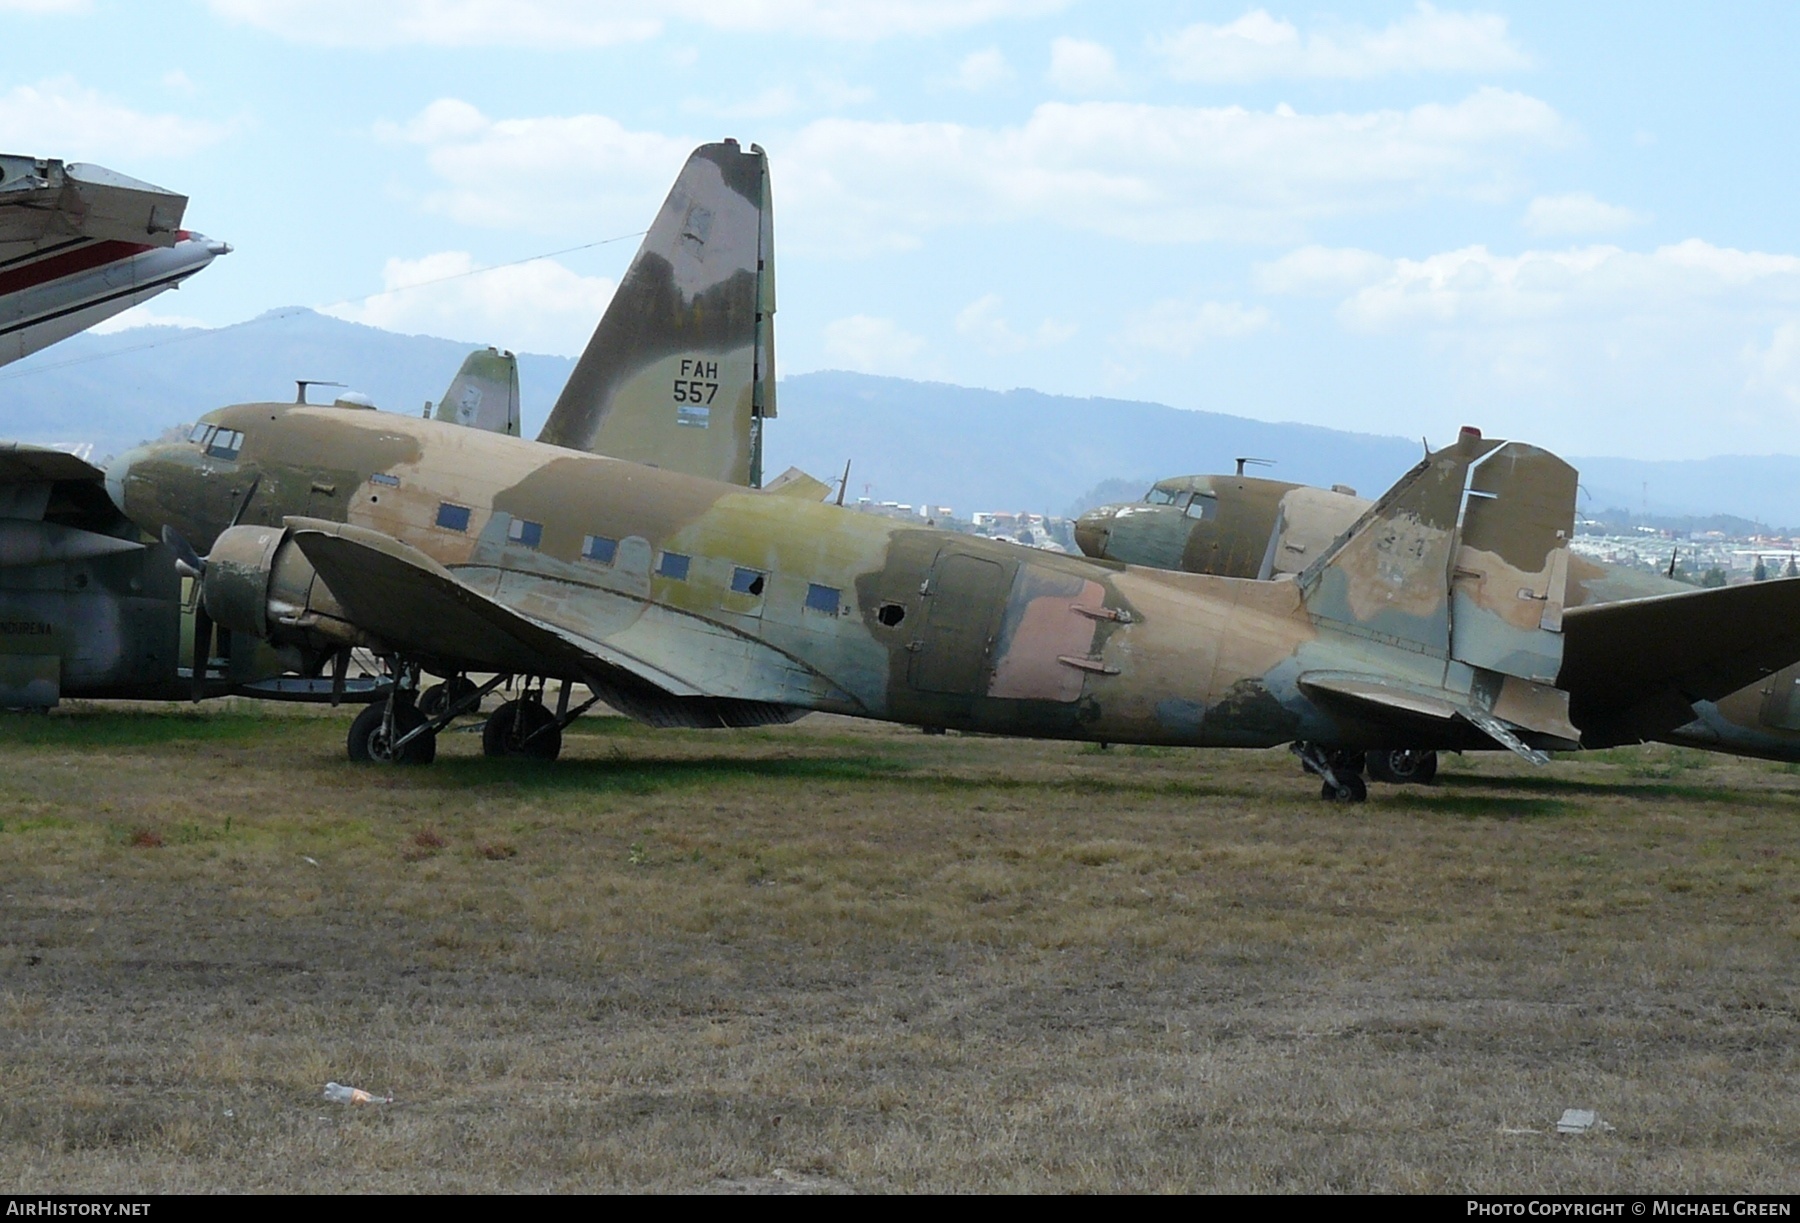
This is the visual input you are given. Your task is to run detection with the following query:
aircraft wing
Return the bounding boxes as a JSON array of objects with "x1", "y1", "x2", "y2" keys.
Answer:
[
  {"x1": 1560, "y1": 577, "x2": 1800, "y2": 744},
  {"x1": 284, "y1": 518, "x2": 704, "y2": 696},
  {"x1": 1, "y1": 155, "x2": 228, "y2": 367},
  {"x1": 0, "y1": 440, "x2": 106, "y2": 484}
]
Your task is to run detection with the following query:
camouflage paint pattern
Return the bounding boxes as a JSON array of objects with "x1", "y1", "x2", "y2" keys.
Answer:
[
  {"x1": 432, "y1": 347, "x2": 520, "y2": 437},
  {"x1": 1074, "y1": 461, "x2": 1800, "y2": 761},
  {"x1": 537, "y1": 141, "x2": 775, "y2": 487},
  {"x1": 110, "y1": 410, "x2": 1581, "y2": 756}
]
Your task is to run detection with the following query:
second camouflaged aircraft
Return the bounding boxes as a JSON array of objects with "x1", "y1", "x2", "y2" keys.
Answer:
[{"x1": 1075, "y1": 467, "x2": 1800, "y2": 781}]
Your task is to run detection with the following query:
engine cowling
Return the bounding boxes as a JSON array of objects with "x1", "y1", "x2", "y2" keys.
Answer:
[{"x1": 201, "y1": 524, "x2": 368, "y2": 651}]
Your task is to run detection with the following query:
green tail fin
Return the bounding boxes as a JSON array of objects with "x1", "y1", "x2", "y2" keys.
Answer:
[
  {"x1": 432, "y1": 347, "x2": 520, "y2": 437},
  {"x1": 537, "y1": 141, "x2": 775, "y2": 486}
]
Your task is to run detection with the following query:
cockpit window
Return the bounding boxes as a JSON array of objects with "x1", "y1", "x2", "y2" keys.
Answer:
[
  {"x1": 188, "y1": 424, "x2": 212, "y2": 445},
  {"x1": 205, "y1": 429, "x2": 243, "y2": 460},
  {"x1": 1145, "y1": 486, "x2": 1180, "y2": 505},
  {"x1": 1185, "y1": 493, "x2": 1218, "y2": 521}
]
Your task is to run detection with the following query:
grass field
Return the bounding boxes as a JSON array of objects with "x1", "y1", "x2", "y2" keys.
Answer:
[{"x1": 3, "y1": 702, "x2": 1798, "y2": 1193}]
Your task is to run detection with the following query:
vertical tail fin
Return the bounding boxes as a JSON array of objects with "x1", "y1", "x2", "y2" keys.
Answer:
[
  {"x1": 1298, "y1": 426, "x2": 1497, "y2": 658},
  {"x1": 1298, "y1": 429, "x2": 1579, "y2": 749},
  {"x1": 537, "y1": 140, "x2": 775, "y2": 486},
  {"x1": 432, "y1": 347, "x2": 520, "y2": 437}
]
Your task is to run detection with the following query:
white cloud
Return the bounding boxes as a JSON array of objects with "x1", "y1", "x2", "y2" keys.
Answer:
[
  {"x1": 0, "y1": 77, "x2": 233, "y2": 160},
  {"x1": 1254, "y1": 239, "x2": 1800, "y2": 453},
  {"x1": 954, "y1": 294, "x2": 1075, "y2": 354},
  {"x1": 324, "y1": 251, "x2": 617, "y2": 357},
  {"x1": 89, "y1": 305, "x2": 209, "y2": 334},
  {"x1": 386, "y1": 89, "x2": 1567, "y2": 252},
  {"x1": 823, "y1": 315, "x2": 926, "y2": 373},
  {"x1": 1158, "y1": 3, "x2": 1530, "y2": 83},
  {"x1": 207, "y1": 0, "x2": 1066, "y2": 46},
  {"x1": 1521, "y1": 192, "x2": 1646, "y2": 237},
  {"x1": 1047, "y1": 37, "x2": 1122, "y2": 95},
  {"x1": 1254, "y1": 245, "x2": 1394, "y2": 295},
  {"x1": 953, "y1": 48, "x2": 1013, "y2": 91},
  {"x1": 1330, "y1": 241, "x2": 1800, "y2": 330},
  {"x1": 1118, "y1": 299, "x2": 1272, "y2": 356},
  {"x1": 377, "y1": 102, "x2": 694, "y2": 234},
  {"x1": 779, "y1": 88, "x2": 1568, "y2": 251}
]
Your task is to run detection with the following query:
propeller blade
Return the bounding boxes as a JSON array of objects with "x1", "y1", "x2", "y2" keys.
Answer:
[
  {"x1": 191, "y1": 605, "x2": 213, "y2": 703},
  {"x1": 162, "y1": 525, "x2": 206, "y2": 578}
]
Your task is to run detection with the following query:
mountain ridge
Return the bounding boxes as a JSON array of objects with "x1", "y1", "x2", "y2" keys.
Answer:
[{"x1": 2, "y1": 309, "x2": 1794, "y2": 526}]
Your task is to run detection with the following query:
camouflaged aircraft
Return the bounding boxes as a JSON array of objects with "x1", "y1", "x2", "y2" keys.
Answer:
[
  {"x1": 1075, "y1": 468, "x2": 1800, "y2": 783},
  {"x1": 99, "y1": 139, "x2": 1661, "y2": 800},
  {"x1": 110, "y1": 337, "x2": 1612, "y2": 804},
  {"x1": 2, "y1": 140, "x2": 770, "y2": 710}
]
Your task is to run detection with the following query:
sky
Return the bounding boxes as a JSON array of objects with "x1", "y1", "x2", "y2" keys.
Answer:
[{"x1": 3, "y1": 0, "x2": 1799, "y2": 460}]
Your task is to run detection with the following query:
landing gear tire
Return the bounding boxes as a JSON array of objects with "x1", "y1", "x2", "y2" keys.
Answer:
[
  {"x1": 418, "y1": 676, "x2": 479, "y2": 718},
  {"x1": 483, "y1": 699, "x2": 561, "y2": 761},
  {"x1": 1321, "y1": 773, "x2": 1368, "y2": 803},
  {"x1": 348, "y1": 699, "x2": 437, "y2": 765},
  {"x1": 1367, "y1": 749, "x2": 1438, "y2": 785}
]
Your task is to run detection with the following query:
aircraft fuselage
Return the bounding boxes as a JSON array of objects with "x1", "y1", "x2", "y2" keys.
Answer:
[{"x1": 110, "y1": 403, "x2": 1502, "y2": 752}]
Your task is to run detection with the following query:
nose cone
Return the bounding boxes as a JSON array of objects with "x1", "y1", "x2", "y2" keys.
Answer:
[
  {"x1": 1074, "y1": 507, "x2": 1115, "y2": 559},
  {"x1": 103, "y1": 447, "x2": 139, "y2": 521}
]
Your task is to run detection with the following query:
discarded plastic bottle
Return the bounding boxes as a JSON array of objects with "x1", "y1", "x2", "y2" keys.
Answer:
[{"x1": 322, "y1": 1081, "x2": 391, "y2": 1104}]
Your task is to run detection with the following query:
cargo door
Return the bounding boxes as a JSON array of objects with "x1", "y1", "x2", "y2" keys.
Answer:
[{"x1": 908, "y1": 549, "x2": 1012, "y2": 695}]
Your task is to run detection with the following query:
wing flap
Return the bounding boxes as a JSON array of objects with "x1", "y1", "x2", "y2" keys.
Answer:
[{"x1": 284, "y1": 517, "x2": 703, "y2": 695}]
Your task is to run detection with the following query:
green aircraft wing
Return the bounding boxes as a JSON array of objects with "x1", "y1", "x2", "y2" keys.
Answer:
[{"x1": 1560, "y1": 577, "x2": 1800, "y2": 745}]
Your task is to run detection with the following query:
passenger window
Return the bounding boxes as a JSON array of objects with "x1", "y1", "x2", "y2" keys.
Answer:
[
  {"x1": 1185, "y1": 494, "x2": 1218, "y2": 521},
  {"x1": 804, "y1": 583, "x2": 841, "y2": 615},
  {"x1": 730, "y1": 566, "x2": 766, "y2": 596},
  {"x1": 205, "y1": 429, "x2": 243, "y2": 460},
  {"x1": 436, "y1": 503, "x2": 472, "y2": 532},
  {"x1": 657, "y1": 551, "x2": 690, "y2": 580},
  {"x1": 508, "y1": 519, "x2": 543, "y2": 549},
  {"x1": 582, "y1": 534, "x2": 618, "y2": 565}
]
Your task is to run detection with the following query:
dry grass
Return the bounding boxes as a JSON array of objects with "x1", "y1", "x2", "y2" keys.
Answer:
[{"x1": 2, "y1": 703, "x2": 1798, "y2": 1193}]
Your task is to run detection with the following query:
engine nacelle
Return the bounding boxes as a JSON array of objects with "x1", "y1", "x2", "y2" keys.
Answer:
[{"x1": 202, "y1": 524, "x2": 368, "y2": 651}]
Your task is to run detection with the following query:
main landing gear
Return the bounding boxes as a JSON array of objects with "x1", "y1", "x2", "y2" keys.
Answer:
[
  {"x1": 1366, "y1": 748, "x2": 1439, "y2": 786},
  {"x1": 346, "y1": 667, "x2": 598, "y2": 766},
  {"x1": 1294, "y1": 743, "x2": 1368, "y2": 803}
]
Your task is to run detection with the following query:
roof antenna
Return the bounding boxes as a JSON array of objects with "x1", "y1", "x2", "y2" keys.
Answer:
[
  {"x1": 836, "y1": 458, "x2": 852, "y2": 507},
  {"x1": 1234, "y1": 457, "x2": 1273, "y2": 477},
  {"x1": 1668, "y1": 548, "x2": 1679, "y2": 579},
  {"x1": 295, "y1": 379, "x2": 345, "y2": 404}
]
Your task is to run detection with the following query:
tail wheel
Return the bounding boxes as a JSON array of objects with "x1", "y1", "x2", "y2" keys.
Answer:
[
  {"x1": 1321, "y1": 773, "x2": 1368, "y2": 803},
  {"x1": 482, "y1": 699, "x2": 562, "y2": 761},
  {"x1": 348, "y1": 699, "x2": 436, "y2": 765}
]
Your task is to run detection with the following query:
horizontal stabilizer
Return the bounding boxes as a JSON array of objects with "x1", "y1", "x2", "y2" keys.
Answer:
[
  {"x1": 1561, "y1": 576, "x2": 1800, "y2": 742},
  {"x1": 1299, "y1": 670, "x2": 1569, "y2": 763}
]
